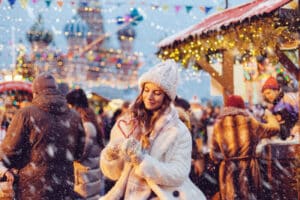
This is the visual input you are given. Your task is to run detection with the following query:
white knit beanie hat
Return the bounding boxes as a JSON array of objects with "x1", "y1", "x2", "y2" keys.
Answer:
[{"x1": 138, "y1": 59, "x2": 179, "y2": 101}]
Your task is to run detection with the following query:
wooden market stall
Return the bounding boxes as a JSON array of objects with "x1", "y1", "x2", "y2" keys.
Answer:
[
  {"x1": 0, "y1": 81, "x2": 33, "y2": 108},
  {"x1": 157, "y1": 0, "x2": 300, "y2": 199},
  {"x1": 88, "y1": 92, "x2": 110, "y2": 114},
  {"x1": 157, "y1": 0, "x2": 299, "y2": 102},
  {"x1": 0, "y1": 81, "x2": 33, "y2": 141}
]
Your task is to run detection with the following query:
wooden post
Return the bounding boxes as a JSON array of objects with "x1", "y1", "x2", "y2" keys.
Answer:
[
  {"x1": 222, "y1": 50, "x2": 234, "y2": 98},
  {"x1": 196, "y1": 49, "x2": 234, "y2": 103},
  {"x1": 196, "y1": 58, "x2": 227, "y2": 103},
  {"x1": 296, "y1": 69, "x2": 300, "y2": 142}
]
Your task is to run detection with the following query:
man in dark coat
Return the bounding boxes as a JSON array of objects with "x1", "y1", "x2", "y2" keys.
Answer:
[{"x1": 0, "y1": 72, "x2": 86, "y2": 200}]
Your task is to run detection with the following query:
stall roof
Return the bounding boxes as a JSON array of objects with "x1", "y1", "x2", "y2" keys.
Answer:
[
  {"x1": 158, "y1": 0, "x2": 292, "y2": 48},
  {"x1": 0, "y1": 81, "x2": 32, "y2": 94}
]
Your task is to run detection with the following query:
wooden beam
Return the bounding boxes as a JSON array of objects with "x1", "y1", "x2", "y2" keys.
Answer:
[
  {"x1": 196, "y1": 58, "x2": 228, "y2": 101},
  {"x1": 222, "y1": 50, "x2": 234, "y2": 96},
  {"x1": 196, "y1": 50, "x2": 234, "y2": 102},
  {"x1": 276, "y1": 46, "x2": 299, "y2": 77},
  {"x1": 196, "y1": 59, "x2": 225, "y2": 86}
]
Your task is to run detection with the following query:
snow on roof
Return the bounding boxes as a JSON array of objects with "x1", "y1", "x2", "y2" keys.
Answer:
[{"x1": 158, "y1": 0, "x2": 292, "y2": 48}]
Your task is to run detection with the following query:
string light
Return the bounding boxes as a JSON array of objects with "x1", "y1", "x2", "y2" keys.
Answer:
[{"x1": 159, "y1": 14, "x2": 299, "y2": 67}]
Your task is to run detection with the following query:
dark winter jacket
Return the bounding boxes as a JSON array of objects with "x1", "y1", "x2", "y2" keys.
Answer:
[
  {"x1": 271, "y1": 91, "x2": 299, "y2": 136},
  {"x1": 273, "y1": 101, "x2": 298, "y2": 139},
  {"x1": 0, "y1": 89, "x2": 85, "y2": 200}
]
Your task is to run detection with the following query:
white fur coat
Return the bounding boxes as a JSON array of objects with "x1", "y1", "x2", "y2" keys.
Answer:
[{"x1": 100, "y1": 106, "x2": 206, "y2": 200}]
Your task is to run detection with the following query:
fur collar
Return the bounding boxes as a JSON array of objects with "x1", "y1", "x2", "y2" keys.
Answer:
[
  {"x1": 218, "y1": 107, "x2": 249, "y2": 119},
  {"x1": 152, "y1": 105, "x2": 178, "y2": 134}
]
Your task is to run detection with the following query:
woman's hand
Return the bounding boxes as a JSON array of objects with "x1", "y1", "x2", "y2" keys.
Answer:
[
  {"x1": 121, "y1": 137, "x2": 144, "y2": 164},
  {"x1": 105, "y1": 143, "x2": 121, "y2": 161},
  {"x1": 121, "y1": 138, "x2": 141, "y2": 156}
]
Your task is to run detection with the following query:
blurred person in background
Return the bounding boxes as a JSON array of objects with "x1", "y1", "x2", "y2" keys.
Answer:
[
  {"x1": 210, "y1": 95, "x2": 280, "y2": 200},
  {"x1": 96, "y1": 106, "x2": 110, "y2": 144},
  {"x1": 175, "y1": 97, "x2": 206, "y2": 194},
  {"x1": 66, "y1": 88, "x2": 105, "y2": 199},
  {"x1": 261, "y1": 76, "x2": 299, "y2": 140},
  {"x1": 0, "y1": 72, "x2": 86, "y2": 200},
  {"x1": 0, "y1": 109, "x2": 5, "y2": 143}
]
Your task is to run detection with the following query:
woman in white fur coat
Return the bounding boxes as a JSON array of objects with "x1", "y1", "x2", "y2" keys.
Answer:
[{"x1": 100, "y1": 60, "x2": 206, "y2": 200}]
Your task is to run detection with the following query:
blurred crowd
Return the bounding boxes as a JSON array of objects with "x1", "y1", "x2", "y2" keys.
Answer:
[{"x1": 0, "y1": 71, "x2": 299, "y2": 199}]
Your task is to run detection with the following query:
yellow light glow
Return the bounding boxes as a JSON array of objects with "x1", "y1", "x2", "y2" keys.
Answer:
[{"x1": 4, "y1": 74, "x2": 13, "y2": 81}]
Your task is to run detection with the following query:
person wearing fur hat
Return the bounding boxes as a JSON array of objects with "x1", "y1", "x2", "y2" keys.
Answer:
[
  {"x1": 261, "y1": 76, "x2": 299, "y2": 139},
  {"x1": 66, "y1": 88, "x2": 105, "y2": 199},
  {"x1": 0, "y1": 72, "x2": 86, "y2": 200},
  {"x1": 210, "y1": 95, "x2": 280, "y2": 200},
  {"x1": 100, "y1": 59, "x2": 206, "y2": 200}
]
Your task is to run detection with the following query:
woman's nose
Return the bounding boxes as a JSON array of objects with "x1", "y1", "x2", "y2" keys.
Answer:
[{"x1": 147, "y1": 92, "x2": 154, "y2": 100}]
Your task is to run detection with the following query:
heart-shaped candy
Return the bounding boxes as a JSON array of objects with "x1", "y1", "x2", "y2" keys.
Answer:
[{"x1": 117, "y1": 119, "x2": 138, "y2": 138}]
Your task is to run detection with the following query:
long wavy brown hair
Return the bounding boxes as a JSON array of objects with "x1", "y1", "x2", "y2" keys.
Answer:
[
  {"x1": 74, "y1": 107, "x2": 104, "y2": 149},
  {"x1": 130, "y1": 85, "x2": 171, "y2": 133}
]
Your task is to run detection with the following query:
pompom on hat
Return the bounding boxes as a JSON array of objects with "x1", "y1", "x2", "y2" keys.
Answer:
[
  {"x1": 32, "y1": 72, "x2": 58, "y2": 94},
  {"x1": 261, "y1": 76, "x2": 280, "y2": 92},
  {"x1": 138, "y1": 59, "x2": 179, "y2": 101},
  {"x1": 225, "y1": 95, "x2": 245, "y2": 109}
]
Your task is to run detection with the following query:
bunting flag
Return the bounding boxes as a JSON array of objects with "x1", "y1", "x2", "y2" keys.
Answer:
[
  {"x1": 79, "y1": 0, "x2": 88, "y2": 7},
  {"x1": 57, "y1": 0, "x2": 63, "y2": 8},
  {"x1": 106, "y1": 1, "x2": 216, "y2": 15},
  {"x1": 199, "y1": 6, "x2": 205, "y2": 13},
  {"x1": 174, "y1": 5, "x2": 181, "y2": 14},
  {"x1": 185, "y1": 5, "x2": 193, "y2": 13},
  {"x1": 1, "y1": 0, "x2": 216, "y2": 15},
  {"x1": 7, "y1": 0, "x2": 16, "y2": 7},
  {"x1": 199, "y1": 6, "x2": 213, "y2": 14},
  {"x1": 70, "y1": 0, "x2": 75, "y2": 6},
  {"x1": 45, "y1": 0, "x2": 51, "y2": 7},
  {"x1": 161, "y1": 4, "x2": 169, "y2": 11},
  {"x1": 205, "y1": 6, "x2": 213, "y2": 13},
  {"x1": 20, "y1": 0, "x2": 28, "y2": 8},
  {"x1": 216, "y1": 6, "x2": 224, "y2": 11}
]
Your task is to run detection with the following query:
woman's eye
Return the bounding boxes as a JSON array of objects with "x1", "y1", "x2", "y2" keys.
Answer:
[{"x1": 154, "y1": 91, "x2": 162, "y2": 95}]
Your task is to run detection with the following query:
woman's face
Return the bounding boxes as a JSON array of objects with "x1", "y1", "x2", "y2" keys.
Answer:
[
  {"x1": 142, "y1": 82, "x2": 165, "y2": 111},
  {"x1": 262, "y1": 89, "x2": 279, "y2": 103}
]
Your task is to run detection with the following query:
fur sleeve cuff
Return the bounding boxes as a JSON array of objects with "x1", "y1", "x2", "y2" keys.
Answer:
[
  {"x1": 0, "y1": 162, "x2": 8, "y2": 177},
  {"x1": 100, "y1": 150, "x2": 124, "y2": 180}
]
